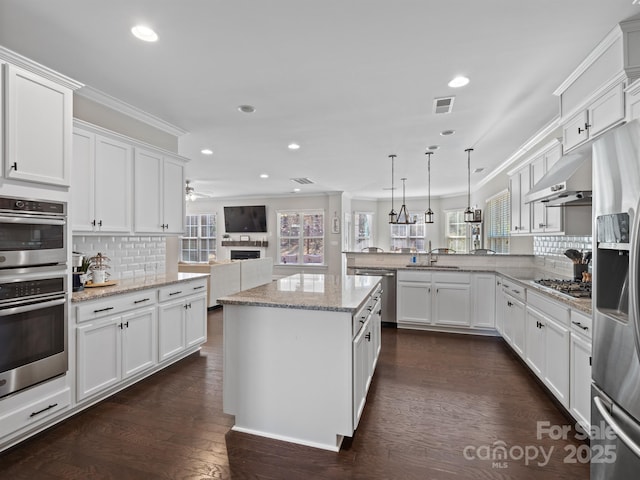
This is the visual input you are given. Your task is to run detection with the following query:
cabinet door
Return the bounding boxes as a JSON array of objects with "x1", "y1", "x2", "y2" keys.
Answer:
[
  {"x1": 530, "y1": 156, "x2": 546, "y2": 234},
  {"x1": 77, "y1": 319, "x2": 121, "y2": 401},
  {"x1": 563, "y1": 110, "x2": 590, "y2": 152},
  {"x1": 434, "y1": 283, "x2": 470, "y2": 327},
  {"x1": 134, "y1": 149, "x2": 163, "y2": 233},
  {"x1": 396, "y1": 281, "x2": 431, "y2": 324},
  {"x1": 588, "y1": 82, "x2": 624, "y2": 138},
  {"x1": 543, "y1": 317, "x2": 570, "y2": 408},
  {"x1": 525, "y1": 308, "x2": 545, "y2": 379},
  {"x1": 71, "y1": 129, "x2": 96, "y2": 232},
  {"x1": 158, "y1": 300, "x2": 186, "y2": 362},
  {"x1": 94, "y1": 135, "x2": 132, "y2": 232},
  {"x1": 509, "y1": 173, "x2": 521, "y2": 234},
  {"x1": 519, "y1": 167, "x2": 531, "y2": 234},
  {"x1": 352, "y1": 317, "x2": 369, "y2": 429},
  {"x1": 122, "y1": 307, "x2": 157, "y2": 379},
  {"x1": 185, "y1": 294, "x2": 207, "y2": 348},
  {"x1": 495, "y1": 279, "x2": 504, "y2": 334},
  {"x1": 162, "y1": 158, "x2": 185, "y2": 234},
  {"x1": 570, "y1": 333, "x2": 592, "y2": 430},
  {"x1": 508, "y1": 298, "x2": 526, "y2": 358},
  {"x1": 472, "y1": 274, "x2": 495, "y2": 329},
  {"x1": 4, "y1": 64, "x2": 71, "y2": 186}
]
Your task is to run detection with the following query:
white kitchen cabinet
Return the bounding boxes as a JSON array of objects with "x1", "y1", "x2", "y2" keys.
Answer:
[
  {"x1": 544, "y1": 316, "x2": 571, "y2": 407},
  {"x1": 495, "y1": 277, "x2": 505, "y2": 335},
  {"x1": 397, "y1": 280, "x2": 431, "y2": 324},
  {"x1": 509, "y1": 165, "x2": 531, "y2": 234},
  {"x1": 158, "y1": 280, "x2": 208, "y2": 362},
  {"x1": 563, "y1": 83, "x2": 625, "y2": 152},
  {"x1": 626, "y1": 78, "x2": 640, "y2": 121},
  {"x1": 133, "y1": 148, "x2": 186, "y2": 234},
  {"x1": 3, "y1": 64, "x2": 73, "y2": 186},
  {"x1": 570, "y1": 325, "x2": 592, "y2": 431},
  {"x1": 71, "y1": 126, "x2": 132, "y2": 233},
  {"x1": 501, "y1": 280, "x2": 526, "y2": 358},
  {"x1": 471, "y1": 273, "x2": 495, "y2": 329},
  {"x1": 525, "y1": 307, "x2": 545, "y2": 378},
  {"x1": 433, "y1": 275, "x2": 471, "y2": 327},
  {"x1": 530, "y1": 142, "x2": 563, "y2": 234},
  {"x1": 76, "y1": 306, "x2": 157, "y2": 401},
  {"x1": 353, "y1": 316, "x2": 372, "y2": 428}
]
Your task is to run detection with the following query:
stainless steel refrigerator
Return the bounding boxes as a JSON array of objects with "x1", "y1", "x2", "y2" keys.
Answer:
[{"x1": 592, "y1": 119, "x2": 640, "y2": 479}]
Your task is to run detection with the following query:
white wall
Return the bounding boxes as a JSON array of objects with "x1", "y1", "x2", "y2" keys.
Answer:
[{"x1": 186, "y1": 193, "x2": 344, "y2": 277}]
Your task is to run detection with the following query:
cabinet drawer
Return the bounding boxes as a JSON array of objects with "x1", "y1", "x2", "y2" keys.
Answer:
[
  {"x1": 501, "y1": 280, "x2": 526, "y2": 302},
  {"x1": 0, "y1": 387, "x2": 70, "y2": 437},
  {"x1": 76, "y1": 289, "x2": 156, "y2": 322},
  {"x1": 158, "y1": 280, "x2": 207, "y2": 302},
  {"x1": 397, "y1": 270, "x2": 432, "y2": 282},
  {"x1": 528, "y1": 291, "x2": 570, "y2": 326},
  {"x1": 353, "y1": 304, "x2": 371, "y2": 337},
  {"x1": 433, "y1": 272, "x2": 470, "y2": 284},
  {"x1": 570, "y1": 309, "x2": 592, "y2": 339}
]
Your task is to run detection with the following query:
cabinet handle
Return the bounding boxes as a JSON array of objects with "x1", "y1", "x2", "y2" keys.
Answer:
[
  {"x1": 169, "y1": 291, "x2": 183, "y2": 296},
  {"x1": 119, "y1": 321, "x2": 129, "y2": 329},
  {"x1": 91, "y1": 219, "x2": 96, "y2": 227},
  {"x1": 513, "y1": 289, "x2": 520, "y2": 294},
  {"x1": 93, "y1": 306, "x2": 114, "y2": 313},
  {"x1": 359, "y1": 319, "x2": 365, "y2": 324},
  {"x1": 30, "y1": 403, "x2": 58, "y2": 418},
  {"x1": 365, "y1": 332, "x2": 371, "y2": 341},
  {"x1": 98, "y1": 220, "x2": 103, "y2": 227},
  {"x1": 503, "y1": 284, "x2": 510, "y2": 289},
  {"x1": 9, "y1": 162, "x2": 17, "y2": 171},
  {"x1": 378, "y1": 310, "x2": 382, "y2": 315},
  {"x1": 134, "y1": 298, "x2": 150, "y2": 304},
  {"x1": 513, "y1": 226, "x2": 519, "y2": 231},
  {"x1": 183, "y1": 303, "x2": 192, "y2": 309},
  {"x1": 539, "y1": 322, "x2": 545, "y2": 328},
  {"x1": 571, "y1": 321, "x2": 589, "y2": 331},
  {"x1": 507, "y1": 301, "x2": 512, "y2": 307},
  {"x1": 539, "y1": 223, "x2": 546, "y2": 228},
  {"x1": 193, "y1": 286, "x2": 205, "y2": 290}
]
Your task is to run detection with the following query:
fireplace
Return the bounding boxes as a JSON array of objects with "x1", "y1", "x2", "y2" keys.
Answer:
[{"x1": 230, "y1": 250, "x2": 260, "y2": 260}]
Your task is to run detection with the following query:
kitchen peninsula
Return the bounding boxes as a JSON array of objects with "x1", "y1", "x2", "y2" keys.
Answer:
[{"x1": 219, "y1": 273, "x2": 382, "y2": 451}]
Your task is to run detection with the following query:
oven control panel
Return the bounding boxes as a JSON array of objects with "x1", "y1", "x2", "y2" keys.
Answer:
[
  {"x1": 0, "y1": 278, "x2": 65, "y2": 302},
  {"x1": 0, "y1": 196, "x2": 65, "y2": 215}
]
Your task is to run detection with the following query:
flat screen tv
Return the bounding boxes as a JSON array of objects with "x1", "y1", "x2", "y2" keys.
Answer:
[{"x1": 224, "y1": 205, "x2": 267, "y2": 233}]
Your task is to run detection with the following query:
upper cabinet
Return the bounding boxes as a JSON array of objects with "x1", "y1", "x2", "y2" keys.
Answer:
[
  {"x1": 509, "y1": 164, "x2": 531, "y2": 235},
  {"x1": 71, "y1": 120, "x2": 188, "y2": 235},
  {"x1": 530, "y1": 142, "x2": 563, "y2": 234},
  {"x1": 133, "y1": 149, "x2": 185, "y2": 235},
  {"x1": 554, "y1": 18, "x2": 640, "y2": 153},
  {"x1": 0, "y1": 48, "x2": 82, "y2": 187}
]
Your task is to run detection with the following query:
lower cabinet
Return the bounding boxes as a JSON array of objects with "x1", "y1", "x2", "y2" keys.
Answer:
[
  {"x1": 472, "y1": 273, "x2": 496, "y2": 329},
  {"x1": 397, "y1": 278, "x2": 432, "y2": 324},
  {"x1": 502, "y1": 293, "x2": 525, "y2": 357},
  {"x1": 433, "y1": 277, "x2": 470, "y2": 327},
  {"x1": 77, "y1": 306, "x2": 156, "y2": 401},
  {"x1": 570, "y1": 310, "x2": 592, "y2": 431}
]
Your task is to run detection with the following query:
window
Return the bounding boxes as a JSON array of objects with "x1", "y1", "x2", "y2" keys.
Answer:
[
  {"x1": 354, "y1": 212, "x2": 374, "y2": 251},
  {"x1": 277, "y1": 210, "x2": 324, "y2": 265},
  {"x1": 390, "y1": 220, "x2": 426, "y2": 251},
  {"x1": 181, "y1": 214, "x2": 216, "y2": 262},
  {"x1": 445, "y1": 210, "x2": 468, "y2": 253},
  {"x1": 487, "y1": 190, "x2": 510, "y2": 253}
]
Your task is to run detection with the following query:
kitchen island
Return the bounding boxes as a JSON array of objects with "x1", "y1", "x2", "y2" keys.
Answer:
[{"x1": 219, "y1": 273, "x2": 382, "y2": 451}]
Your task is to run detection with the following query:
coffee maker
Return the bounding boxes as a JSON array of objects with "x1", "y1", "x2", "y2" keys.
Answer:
[{"x1": 72, "y1": 252, "x2": 87, "y2": 292}]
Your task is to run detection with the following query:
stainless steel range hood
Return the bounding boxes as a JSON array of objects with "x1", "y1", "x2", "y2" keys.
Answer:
[{"x1": 524, "y1": 151, "x2": 592, "y2": 206}]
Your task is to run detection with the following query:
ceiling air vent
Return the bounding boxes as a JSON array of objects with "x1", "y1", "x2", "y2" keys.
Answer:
[
  {"x1": 433, "y1": 96, "x2": 455, "y2": 115},
  {"x1": 291, "y1": 177, "x2": 314, "y2": 185}
]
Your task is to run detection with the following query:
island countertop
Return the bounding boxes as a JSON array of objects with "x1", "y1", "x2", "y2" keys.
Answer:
[{"x1": 218, "y1": 273, "x2": 381, "y2": 312}]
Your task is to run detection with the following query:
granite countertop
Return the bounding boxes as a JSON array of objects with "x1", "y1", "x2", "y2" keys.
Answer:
[
  {"x1": 71, "y1": 272, "x2": 209, "y2": 303},
  {"x1": 218, "y1": 273, "x2": 381, "y2": 312}
]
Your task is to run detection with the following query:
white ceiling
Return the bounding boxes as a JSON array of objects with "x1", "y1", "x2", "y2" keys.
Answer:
[{"x1": 1, "y1": 1, "x2": 638, "y2": 200}]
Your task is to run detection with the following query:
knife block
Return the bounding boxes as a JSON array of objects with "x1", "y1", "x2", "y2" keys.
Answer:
[{"x1": 573, "y1": 263, "x2": 588, "y2": 281}]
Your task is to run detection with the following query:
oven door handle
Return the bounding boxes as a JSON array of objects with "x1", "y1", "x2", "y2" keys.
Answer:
[
  {"x1": 0, "y1": 214, "x2": 66, "y2": 226},
  {"x1": 0, "y1": 297, "x2": 66, "y2": 316}
]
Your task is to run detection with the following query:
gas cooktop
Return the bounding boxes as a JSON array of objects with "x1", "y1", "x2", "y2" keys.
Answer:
[{"x1": 533, "y1": 279, "x2": 592, "y2": 299}]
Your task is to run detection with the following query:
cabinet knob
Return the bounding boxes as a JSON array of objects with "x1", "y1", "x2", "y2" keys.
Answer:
[
  {"x1": 9, "y1": 162, "x2": 17, "y2": 171},
  {"x1": 539, "y1": 223, "x2": 546, "y2": 228},
  {"x1": 365, "y1": 332, "x2": 371, "y2": 341}
]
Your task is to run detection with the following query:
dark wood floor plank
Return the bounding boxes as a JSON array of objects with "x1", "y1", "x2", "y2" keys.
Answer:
[{"x1": 0, "y1": 309, "x2": 589, "y2": 479}]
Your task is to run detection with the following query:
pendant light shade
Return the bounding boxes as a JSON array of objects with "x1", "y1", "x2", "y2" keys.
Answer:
[
  {"x1": 396, "y1": 178, "x2": 416, "y2": 224},
  {"x1": 464, "y1": 148, "x2": 474, "y2": 222},
  {"x1": 424, "y1": 151, "x2": 434, "y2": 224},
  {"x1": 388, "y1": 154, "x2": 397, "y2": 224}
]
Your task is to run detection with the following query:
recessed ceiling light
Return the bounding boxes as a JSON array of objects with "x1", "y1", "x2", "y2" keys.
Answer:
[
  {"x1": 131, "y1": 25, "x2": 158, "y2": 42},
  {"x1": 201, "y1": 148, "x2": 213, "y2": 155},
  {"x1": 238, "y1": 105, "x2": 256, "y2": 113},
  {"x1": 293, "y1": 188, "x2": 301, "y2": 193},
  {"x1": 427, "y1": 145, "x2": 440, "y2": 150},
  {"x1": 288, "y1": 143, "x2": 300, "y2": 150},
  {"x1": 440, "y1": 130, "x2": 456, "y2": 136},
  {"x1": 448, "y1": 76, "x2": 469, "y2": 88},
  {"x1": 260, "y1": 173, "x2": 269, "y2": 179}
]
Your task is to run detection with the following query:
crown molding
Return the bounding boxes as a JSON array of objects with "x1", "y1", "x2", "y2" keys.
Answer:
[
  {"x1": 75, "y1": 85, "x2": 188, "y2": 137},
  {"x1": 0, "y1": 46, "x2": 83, "y2": 90}
]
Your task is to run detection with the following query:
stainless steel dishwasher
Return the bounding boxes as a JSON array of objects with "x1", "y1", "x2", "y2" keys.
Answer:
[{"x1": 349, "y1": 268, "x2": 396, "y2": 327}]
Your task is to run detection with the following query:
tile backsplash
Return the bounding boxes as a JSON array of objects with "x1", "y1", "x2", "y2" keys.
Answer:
[
  {"x1": 533, "y1": 235, "x2": 592, "y2": 257},
  {"x1": 73, "y1": 235, "x2": 166, "y2": 280}
]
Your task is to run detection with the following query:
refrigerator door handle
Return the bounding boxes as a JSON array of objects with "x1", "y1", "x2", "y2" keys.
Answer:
[
  {"x1": 594, "y1": 396, "x2": 640, "y2": 458},
  {"x1": 630, "y1": 199, "x2": 640, "y2": 356}
]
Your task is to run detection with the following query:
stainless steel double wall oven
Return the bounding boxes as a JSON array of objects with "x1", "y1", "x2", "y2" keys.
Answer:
[{"x1": 0, "y1": 196, "x2": 68, "y2": 398}]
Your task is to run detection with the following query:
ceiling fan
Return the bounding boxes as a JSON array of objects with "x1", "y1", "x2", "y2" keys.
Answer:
[{"x1": 185, "y1": 180, "x2": 214, "y2": 201}]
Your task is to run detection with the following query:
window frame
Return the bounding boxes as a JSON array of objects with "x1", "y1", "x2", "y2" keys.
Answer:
[
  {"x1": 354, "y1": 211, "x2": 375, "y2": 251},
  {"x1": 389, "y1": 219, "x2": 426, "y2": 252},
  {"x1": 486, "y1": 189, "x2": 510, "y2": 254},
  {"x1": 277, "y1": 209, "x2": 326, "y2": 266},
  {"x1": 445, "y1": 209, "x2": 468, "y2": 253},
  {"x1": 181, "y1": 213, "x2": 217, "y2": 262}
]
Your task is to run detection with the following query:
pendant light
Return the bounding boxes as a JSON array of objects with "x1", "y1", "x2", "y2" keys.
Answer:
[
  {"x1": 388, "y1": 154, "x2": 398, "y2": 224},
  {"x1": 464, "y1": 148, "x2": 474, "y2": 222},
  {"x1": 424, "y1": 151, "x2": 434, "y2": 224},
  {"x1": 396, "y1": 178, "x2": 416, "y2": 224}
]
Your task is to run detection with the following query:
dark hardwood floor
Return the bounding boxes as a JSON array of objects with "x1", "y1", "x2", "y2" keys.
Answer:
[{"x1": 0, "y1": 310, "x2": 589, "y2": 479}]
